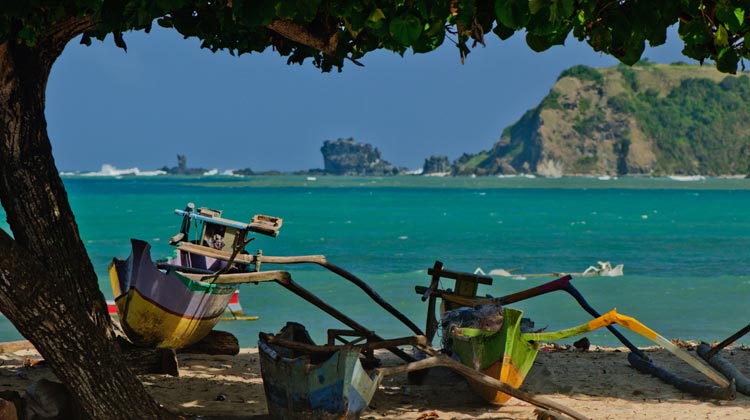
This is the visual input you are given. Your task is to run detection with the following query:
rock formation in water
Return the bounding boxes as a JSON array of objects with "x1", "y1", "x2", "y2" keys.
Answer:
[
  {"x1": 320, "y1": 138, "x2": 405, "y2": 175},
  {"x1": 161, "y1": 155, "x2": 207, "y2": 175},
  {"x1": 422, "y1": 155, "x2": 451, "y2": 175}
]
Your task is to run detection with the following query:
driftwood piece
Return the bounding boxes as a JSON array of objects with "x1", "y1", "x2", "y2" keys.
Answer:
[
  {"x1": 178, "y1": 330, "x2": 240, "y2": 356},
  {"x1": 116, "y1": 338, "x2": 179, "y2": 376},
  {"x1": 375, "y1": 352, "x2": 589, "y2": 420}
]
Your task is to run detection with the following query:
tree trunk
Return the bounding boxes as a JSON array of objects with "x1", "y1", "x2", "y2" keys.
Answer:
[{"x1": 0, "y1": 18, "x2": 180, "y2": 420}]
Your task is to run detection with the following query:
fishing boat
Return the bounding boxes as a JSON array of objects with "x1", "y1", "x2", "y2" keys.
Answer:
[
  {"x1": 109, "y1": 205, "x2": 283, "y2": 349},
  {"x1": 110, "y1": 239, "x2": 244, "y2": 348},
  {"x1": 419, "y1": 261, "x2": 735, "y2": 403},
  {"x1": 258, "y1": 322, "x2": 383, "y2": 420},
  {"x1": 446, "y1": 305, "x2": 733, "y2": 404}
]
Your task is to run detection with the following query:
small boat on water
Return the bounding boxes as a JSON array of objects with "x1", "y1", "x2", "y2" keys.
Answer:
[
  {"x1": 258, "y1": 322, "x2": 382, "y2": 420},
  {"x1": 109, "y1": 204, "x2": 282, "y2": 349}
]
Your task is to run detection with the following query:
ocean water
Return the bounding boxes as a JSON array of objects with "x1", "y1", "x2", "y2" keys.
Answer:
[{"x1": 1, "y1": 175, "x2": 749, "y2": 349}]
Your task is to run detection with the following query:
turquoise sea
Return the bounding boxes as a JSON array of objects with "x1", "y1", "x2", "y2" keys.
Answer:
[{"x1": 1, "y1": 175, "x2": 749, "y2": 348}]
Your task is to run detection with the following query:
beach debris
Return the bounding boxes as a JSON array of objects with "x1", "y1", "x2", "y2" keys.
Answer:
[
  {"x1": 534, "y1": 408, "x2": 568, "y2": 420},
  {"x1": 573, "y1": 337, "x2": 590, "y2": 352},
  {"x1": 416, "y1": 411, "x2": 439, "y2": 420}
]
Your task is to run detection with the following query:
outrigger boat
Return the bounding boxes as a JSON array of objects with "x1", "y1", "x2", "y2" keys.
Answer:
[
  {"x1": 109, "y1": 204, "x2": 282, "y2": 349},
  {"x1": 418, "y1": 261, "x2": 735, "y2": 402}
]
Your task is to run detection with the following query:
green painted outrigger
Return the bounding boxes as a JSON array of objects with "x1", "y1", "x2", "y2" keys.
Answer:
[
  {"x1": 418, "y1": 261, "x2": 735, "y2": 404},
  {"x1": 449, "y1": 306, "x2": 730, "y2": 404}
]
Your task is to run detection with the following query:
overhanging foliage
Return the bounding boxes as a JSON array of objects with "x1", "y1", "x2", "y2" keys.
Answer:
[{"x1": 2, "y1": 1, "x2": 750, "y2": 73}]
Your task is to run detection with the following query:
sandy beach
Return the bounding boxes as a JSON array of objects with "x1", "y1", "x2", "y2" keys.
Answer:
[{"x1": 1, "y1": 340, "x2": 748, "y2": 419}]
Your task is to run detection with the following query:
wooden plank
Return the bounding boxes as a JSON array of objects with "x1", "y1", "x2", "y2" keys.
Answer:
[
  {"x1": 249, "y1": 214, "x2": 283, "y2": 237},
  {"x1": 177, "y1": 242, "x2": 329, "y2": 265},
  {"x1": 177, "y1": 242, "x2": 256, "y2": 264},
  {"x1": 427, "y1": 267, "x2": 493, "y2": 285},
  {"x1": 178, "y1": 330, "x2": 240, "y2": 356},
  {"x1": 262, "y1": 334, "x2": 426, "y2": 354},
  {"x1": 374, "y1": 352, "x2": 588, "y2": 420},
  {"x1": 180, "y1": 270, "x2": 291, "y2": 284}
]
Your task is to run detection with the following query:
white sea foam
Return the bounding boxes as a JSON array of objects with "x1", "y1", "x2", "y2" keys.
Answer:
[
  {"x1": 669, "y1": 175, "x2": 706, "y2": 181},
  {"x1": 203, "y1": 169, "x2": 219, "y2": 176},
  {"x1": 221, "y1": 170, "x2": 242, "y2": 177},
  {"x1": 78, "y1": 164, "x2": 167, "y2": 177},
  {"x1": 137, "y1": 170, "x2": 168, "y2": 176}
]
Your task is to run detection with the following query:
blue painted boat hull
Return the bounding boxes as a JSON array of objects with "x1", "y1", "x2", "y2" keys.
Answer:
[{"x1": 258, "y1": 323, "x2": 381, "y2": 419}]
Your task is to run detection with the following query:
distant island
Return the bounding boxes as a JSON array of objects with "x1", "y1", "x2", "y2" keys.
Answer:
[
  {"x1": 150, "y1": 62, "x2": 750, "y2": 178},
  {"x1": 452, "y1": 60, "x2": 750, "y2": 177}
]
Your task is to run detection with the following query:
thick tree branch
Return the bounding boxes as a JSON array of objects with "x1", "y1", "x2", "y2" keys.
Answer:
[{"x1": 267, "y1": 19, "x2": 339, "y2": 56}]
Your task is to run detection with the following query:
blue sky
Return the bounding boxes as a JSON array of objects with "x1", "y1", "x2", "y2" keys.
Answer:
[{"x1": 46, "y1": 26, "x2": 692, "y2": 172}]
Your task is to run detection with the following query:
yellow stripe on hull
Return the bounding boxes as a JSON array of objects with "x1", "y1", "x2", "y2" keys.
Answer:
[
  {"x1": 471, "y1": 355, "x2": 526, "y2": 405},
  {"x1": 117, "y1": 291, "x2": 223, "y2": 349}
]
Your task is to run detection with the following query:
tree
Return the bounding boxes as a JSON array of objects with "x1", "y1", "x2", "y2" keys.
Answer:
[{"x1": 1, "y1": 1, "x2": 748, "y2": 418}]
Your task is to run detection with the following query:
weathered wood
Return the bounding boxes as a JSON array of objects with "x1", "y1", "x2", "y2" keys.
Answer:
[
  {"x1": 176, "y1": 242, "x2": 424, "y2": 337},
  {"x1": 249, "y1": 214, "x2": 283, "y2": 237},
  {"x1": 117, "y1": 338, "x2": 179, "y2": 376},
  {"x1": 375, "y1": 352, "x2": 589, "y2": 420},
  {"x1": 177, "y1": 242, "x2": 325, "y2": 265},
  {"x1": 178, "y1": 330, "x2": 240, "y2": 356},
  {"x1": 180, "y1": 270, "x2": 290, "y2": 284},
  {"x1": 262, "y1": 334, "x2": 426, "y2": 354},
  {"x1": 427, "y1": 266, "x2": 493, "y2": 285},
  {"x1": 274, "y1": 275, "x2": 416, "y2": 363}
]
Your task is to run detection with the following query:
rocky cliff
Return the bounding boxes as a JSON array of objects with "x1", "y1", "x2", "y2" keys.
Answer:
[
  {"x1": 321, "y1": 138, "x2": 404, "y2": 175},
  {"x1": 422, "y1": 155, "x2": 451, "y2": 174},
  {"x1": 455, "y1": 62, "x2": 750, "y2": 177},
  {"x1": 161, "y1": 155, "x2": 207, "y2": 175}
]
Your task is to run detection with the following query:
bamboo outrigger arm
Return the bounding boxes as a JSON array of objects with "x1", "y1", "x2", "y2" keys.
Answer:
[
  {"x1": 176, "y1": 242, "x2": 424, "y2": 337},
  {"x1": 215, "y1": 267, "x2": 417, "y2": 363}
]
